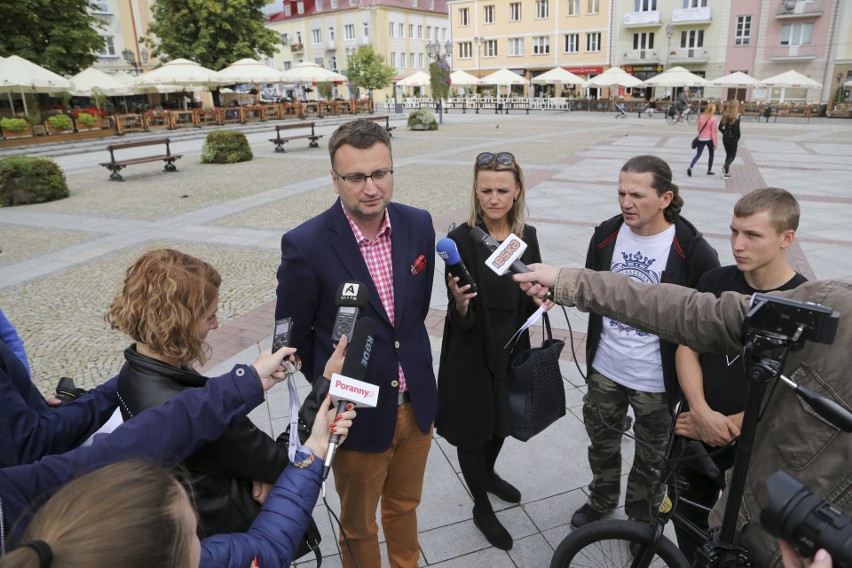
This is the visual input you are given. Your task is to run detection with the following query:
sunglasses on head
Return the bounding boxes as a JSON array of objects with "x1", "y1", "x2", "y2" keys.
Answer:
[{"x1": 476, "y1": 152, "x2": 515, "y2": 167}]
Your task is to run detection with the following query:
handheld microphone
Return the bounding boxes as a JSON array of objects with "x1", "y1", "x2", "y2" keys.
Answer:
[
  {"x1": 323, "y1": 317, "x2": 376, "y2": 480},
  {"x1": 331, "y1": 281, "x2": 368, "y2": 345},
  {"x1": 436, "y1": 238, "x2": 478, "y2": 294},
  {"x1": 469, "y1": 227, "x2": 553, "y2": 300}
]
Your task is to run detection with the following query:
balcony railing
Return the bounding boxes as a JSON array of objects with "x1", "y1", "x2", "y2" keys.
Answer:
[
  {"x1": 622, "y1": 49, "x2": 660, "y2": 64},
  {"x1": 326, "y1": 40, "x2": 337, "y2": 51},
  {"x1": 669, "y1": 47, "x2": 710, "y2": 64},
  {"x1": 624, "y1": 11, "x2": 661, "y2": 26},
  {"x1": 672, "y1": 6, "x2": 712, "y2": 23},
  {"x1": 767, "y1": 43, "x2": 820, "y2": 60},
  {"x1": 777, "y1": 0, "x2": 824, "y2": 17},
  {"x1": 291, "y1": 43, "x2": 304, "y2": 52}
]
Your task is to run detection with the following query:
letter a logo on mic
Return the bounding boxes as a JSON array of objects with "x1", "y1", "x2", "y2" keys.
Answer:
[{"x1": 342, "y1": 282, "x2": 360, "y2": 300}]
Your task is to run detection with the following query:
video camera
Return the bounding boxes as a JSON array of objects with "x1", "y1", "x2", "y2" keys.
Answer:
[
  {"x1": 743, "y1": 293, "x2": 839, "y2": 346},
  {"x1": 761, "y1": 471, "x2": 852, "y2": 567}
]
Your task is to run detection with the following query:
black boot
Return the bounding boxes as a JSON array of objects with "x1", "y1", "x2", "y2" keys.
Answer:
[
  {"x1": 473, "y1": 504, "x2": 513, "y2": 550},
  {"x1": 486, "y1": 473, "x2": 521, "y2": 503}
]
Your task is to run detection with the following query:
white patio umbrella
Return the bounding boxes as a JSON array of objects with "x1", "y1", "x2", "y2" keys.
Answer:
[
  {"x1": 114, "y1": 70, "x2": 182, "y2": 94},
  {"x1": 449, "y1": 69, "x2": 481, "y2": 86},
  {"x1": 582, "y1": 67, "x2": 642, "y2": 88},
  {"x1": 761, "y1": 69, "x2": 822, "y2": 89},
  {"x1": 135, "y1": 58, "x2": 225, "y2": 89},
  {"x1": 396, "y1": 71, "x2": 431, "y2": 87},
  {"x1": 279, "y1": 61, "x2": 347, "y2": 84},
  {"x1": 707, "y1": 71, "x2": 765, "y2": 88},
  {"x1": 479, "y1": 68, "x2": 529, "y2": 102},
  {"x1": 216, "y1": 58, "x2": 286, "y2": 85},
  {"x1": 69, "y1": 67, "x2": 133, "y2": 96},
  {"x1": 641, "y1": 66, "x2": 707, "y2": 88},
  {"x1": 531, "y1": 67, "x2": 584, "y2": 86},
  {"x1": 0, "y1": 55, "x2": 73, "y2": 115}
]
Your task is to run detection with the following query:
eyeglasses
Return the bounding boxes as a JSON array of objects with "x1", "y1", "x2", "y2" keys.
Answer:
[
  {"x1": 476, "y1": 152, "x2": 515, "y2": 167},
  {"x1": 332, "y1": 167, "x2": 394, "y2": 188}
]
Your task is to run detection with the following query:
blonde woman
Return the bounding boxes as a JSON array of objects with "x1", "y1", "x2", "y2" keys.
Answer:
[
  {"x1": 687, "y1": 103, "x2": 718, "y2": 177},
  {"x1": 719, "y1": 100, "x2": 742, "y2": 180}
]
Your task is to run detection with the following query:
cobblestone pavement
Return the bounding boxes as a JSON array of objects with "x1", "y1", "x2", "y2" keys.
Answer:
[{"x1": 2, "y1": 111, "x2": 852, "y2": 566}]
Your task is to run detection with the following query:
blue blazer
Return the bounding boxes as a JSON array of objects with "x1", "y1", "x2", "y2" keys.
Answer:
[{"x1": 275, "y1": 200, "x2": 437, "y2": 453}]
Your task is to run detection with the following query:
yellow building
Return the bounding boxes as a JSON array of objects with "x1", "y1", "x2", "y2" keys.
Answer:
[
  {"x1": 91, "y1": 0, "x2": 156, "y2": 74},
  {"x1": 267, "y1": 0, "x2": 451, "y2": 103},
  {"x1": 447, "y1": 0, "x2": 610, "y2": 97}
]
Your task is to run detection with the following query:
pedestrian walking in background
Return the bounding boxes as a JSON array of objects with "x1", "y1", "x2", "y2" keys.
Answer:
[
  {"x1": 719, "y1": 100, "x2": 742, "y2": 180},
  {"x1": 687, "y1": 103, "x2": 718, "y2": 177}
]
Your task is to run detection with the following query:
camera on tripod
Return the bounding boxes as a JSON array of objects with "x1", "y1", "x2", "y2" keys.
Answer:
[
  {"x1": 743, "y1": 293, "x2": 838, "y2": 346},
  {"x1": 761, "y1": 471, "x2": 852, "y2": 567}
]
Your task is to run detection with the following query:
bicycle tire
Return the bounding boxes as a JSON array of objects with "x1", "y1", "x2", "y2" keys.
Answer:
[
  {"x1": 665, "y1": 112, "x2": 677, "y2": 125},
  {"x1": 686, "y1": 112, "x2": 698, "y2": 125},
  {"x1": 550, "y1": 519, "x2": 689, "y2": 568}
]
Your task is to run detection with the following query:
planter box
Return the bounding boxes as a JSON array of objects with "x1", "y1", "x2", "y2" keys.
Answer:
[
  {"x1": 2, "y1": 124, "x2": 35, "y2": 138},
  {"x1": 46, "y1": 124, "x2": 74, "y2": 136},
  {"x1": 74, "y1": 116, "x2": 103, "y2": 131}
]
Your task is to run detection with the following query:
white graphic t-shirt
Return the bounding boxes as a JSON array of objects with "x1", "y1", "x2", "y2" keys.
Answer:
[{"x1": 592, "y1": 223, "x2": 675, "y2": 392}]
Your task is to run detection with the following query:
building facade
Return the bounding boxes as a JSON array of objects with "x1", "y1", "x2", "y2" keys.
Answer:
[{"x1": 91, "y1": 0, "x2": 156, "y2": 75}]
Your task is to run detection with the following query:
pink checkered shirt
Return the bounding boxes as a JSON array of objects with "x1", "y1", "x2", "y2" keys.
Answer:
[{"x1": 343, "y1": 205, "x2": 407, "y2": 393}]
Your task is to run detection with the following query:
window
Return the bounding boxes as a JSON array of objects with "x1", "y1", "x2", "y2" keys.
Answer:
[
  {"x1": 510, "y1": 2, "x2": 521, "y2": 20},
  {"x1": 297, "y1": 2, "x2": 304, "y2": 14},
  {"x1": 314, "y1": 57, "x2": 324, "y2": 66},
  {"x1": 91, "y1": 0, "x2": 109, "y2": 13},
  {"x1": 329, "y1": 55, "x2": 337, "y2": 69},
  {"x1": 536, "y1": 0, "x2": 549, "y2": 18},
  {"x1": 459, "y1": 42, "x2": 473, "y2": 58},
  {"x1": 781, "y1": 23, "x2": 813, "y2": 45},
  {"x1": 350, "y1": 0, "x2": 356, "y2": 4},
  {"x1": 328, "y1": 27, "x2": 335, "y2": 41},
  {"x1": 565, "y1": 33, "x2": 579, "y2": 53},
  {"x1": 680, "y1": 29, "x2": 704, "y2": 48},
  {"x1": 344, "y1": 24, "x2": 355, "y2": 40},
  {"x1": 484, "y1": 5, "x2": 495, "y2": 23},
  {"x1": 410, "y1": 52, "x2": 416, "y2": 67},
  {"x1": 683, "y1": 0, "x2": 707, "y2": 6},
  {"x1": 567, "y1": 0, "x2": 579, "y2": 16},
  {"x1": 509, "y1": 37, "x2": 524, "y2": 56},
  {"x1": 418, "y1": 53, "x2": 424, "y2": 67},
  {"x1": 533, "y1": 36, "x2": 550, "y2": 54},
  {"x1": 427, "y1": 26, "x2": 432, "y2": 39},
  {"x1": 391, "y1": 52, "x2": 397, "y2": 67},
  {"x1": 409, "y1": 24, "x2": 414, "y2": 38},
  {"x1": 296, "y1": 31, "x2": 302, "y2": 44},
  {"x1": 389, "y1": 22, "x2": 395, "y2": 37},
  {"x1": 399, "y1": 23, "x2": 404, "y2": 37},
  {"x1": 484, "y1": 39, "x2": 497, "y2": 57},
  {"x1": 417, "y1": 25, "x2": 423, "y2": 38},
  {"x1": 312, "y1": 29, "x2": 322, "y2": 44},
  {"x1": 459, "y1": 7, "x2": 470, "y2": 26},
  {"x1": 281, "y1": 32, "x2": 290, "y2": 45},
  {"x1": 316, "y1": 0, "x2": 323, "y2": 9},
  {"x1": 283, "y1": 61, "x2": 292, "y2": 70},
  {"x1": 284, "y1": 4, "x2": 291, "y2": 16},
  {"x1": 634, "y1": 0, "x2": 656, "y2": 10},
  {"x1": 586, "y1": 32, "x2": 601, "y2": 52},
  {"x1": 633, "y1": 32, "x2": 655, "y2": 51},
  {"x1": 587, "y1": 0, "x2": 599, "y2": 14},
  {"x1": 399, "y1": 54, "x2": 406, "y2": 69},
  {"x1": 331, "y1": 0, "x2": 337, "y2": 7},
  {"x1": 99, "y1": 36, "x2": 116, "y2": 56},
  {"x1": 363, "y1": 23, "x2": 369, "y2": 37},
  {"x1": 735, "y1": 16, "x2": 751, "y2": 46}
]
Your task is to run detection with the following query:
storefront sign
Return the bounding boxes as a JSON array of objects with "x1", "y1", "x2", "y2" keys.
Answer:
[{"x1": 564, "y1": 66, "x2": 604, "y2": 75}]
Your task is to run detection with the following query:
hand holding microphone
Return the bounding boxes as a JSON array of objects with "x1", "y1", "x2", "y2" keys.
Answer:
[
  {"x1": 469, "y1": 227, "x2": 554, "y2": 300},
  {"x1": 436, "y1": 238, "x2": 478, "y2": 316},
  {"x1": 304, "y1": 392, "x2": 356, "y2": 464}
]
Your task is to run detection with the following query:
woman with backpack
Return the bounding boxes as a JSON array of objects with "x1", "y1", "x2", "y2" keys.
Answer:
[{"x1": 719, "y1": 100, "x2": 742, "y2": 180}]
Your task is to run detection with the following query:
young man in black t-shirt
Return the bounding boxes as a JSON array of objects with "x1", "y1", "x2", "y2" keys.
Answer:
[{"x1": 672, "y1": 187, "x2": 806, "y2": 561}]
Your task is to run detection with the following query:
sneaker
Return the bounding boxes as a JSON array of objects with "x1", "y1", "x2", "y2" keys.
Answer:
[
  {"x1": 707, "y1": 171, "x2": 715, "y2": 175},
  {"x1": 687, "y1": 167, "x2": 692, "y2": 177},
  {"x1": 570, "y1": 503, "x2": 608, "y2": 529},
  {"x1": 723, "y1": 173, "x2": 732, "y2": 180}
]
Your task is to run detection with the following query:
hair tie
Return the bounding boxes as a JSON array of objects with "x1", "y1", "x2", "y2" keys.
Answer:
[{"x1": 23, "y1": 540, "x2": 53, "y2": 567}]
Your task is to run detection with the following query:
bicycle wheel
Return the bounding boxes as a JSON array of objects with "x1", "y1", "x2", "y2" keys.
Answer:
[
  {"x1": 686, "y1": 111, "x2": 698, "y2": 125},
  {"x1": 551, "y1": 519, "x2": 689, "y2": 568},
  {"x1": 665, "y1": 112, "x2": 677, "y2": 125}
]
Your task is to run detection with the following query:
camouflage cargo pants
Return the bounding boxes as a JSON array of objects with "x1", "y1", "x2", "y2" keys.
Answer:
[{"x1": 582, "y1": 369, "x2": 671, "y2": 522}]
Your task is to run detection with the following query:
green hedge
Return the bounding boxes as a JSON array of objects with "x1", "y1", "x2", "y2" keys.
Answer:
[
  {"x1": 47, "y1": 114, "x2": 73, "y2": 131},
  {"x1": 201, "y1": 131, "x2": 253, "y2": 164},
  {"x1": 1, "y1": 117, "x2": 28, "y2": 132},
  {"x1": 0, "y1": 156, "x2": 70, "y2": 206}
]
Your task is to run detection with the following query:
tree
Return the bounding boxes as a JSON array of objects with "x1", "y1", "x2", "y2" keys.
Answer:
[
  {"x1": 0, "y1": 0, "x2": 104, "y2": 75},
  {"x1": 345, "y1": 46, "x2": 395, "y2": 108},
  {"x1": 429, "y1": 56, "x2": 451, "y2": 102},
  {"x1": 145, "y1": 0, "x2": 279, "y2": 70}
]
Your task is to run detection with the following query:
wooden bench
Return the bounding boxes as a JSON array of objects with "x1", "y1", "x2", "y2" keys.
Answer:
[
  {"x1": 99, "y1": 138, "x2": 182, "y2": 181},
  {"x1": 361, "y1": 115, "x2": 397, "y2": 137},
  {"x1": 268, "y1": 121, "x2": 323, "y2": 152}
]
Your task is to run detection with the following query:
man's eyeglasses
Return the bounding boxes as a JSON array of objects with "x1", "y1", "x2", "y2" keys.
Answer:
[
  {"x1": 476, "y1": 152, "x2": 515, "y2": 167},
  {"x1": 332, "y1": 167, "x2": 394, "y2": 188}
]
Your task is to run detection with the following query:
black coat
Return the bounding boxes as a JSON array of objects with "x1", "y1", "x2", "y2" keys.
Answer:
[
  {"x1": 117, "y1": 345, "x2": 289, "y2": 537},
  {"x1": 436, "y1": 223, "x2": 541, "y2": 449}
]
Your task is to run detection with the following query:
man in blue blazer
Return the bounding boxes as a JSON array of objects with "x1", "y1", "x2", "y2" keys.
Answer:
[{"x1": 274, "y1": 119, "x2": 436, "y2": 568}]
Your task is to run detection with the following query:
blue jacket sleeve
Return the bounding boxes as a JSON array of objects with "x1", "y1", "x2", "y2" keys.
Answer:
[
  {"x1": 0, "y1": 310, "x2": 30, "y2": 376},
  {"x1": 0, "y1": 336, "x2": 120, "y2": 467},
  {"x1": 200, "y1": 452, "x2": 323, "y2": 568},
  {"x1": 0, "y1": 365, "x2": 264, "y2": 543}
]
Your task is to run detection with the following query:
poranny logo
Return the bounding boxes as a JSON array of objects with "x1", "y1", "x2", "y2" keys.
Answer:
[{"x1": 333, "y1": 379, "x2": 376, "y2": 399}]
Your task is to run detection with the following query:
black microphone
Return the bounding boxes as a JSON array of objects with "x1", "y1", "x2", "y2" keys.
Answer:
[
  {"x1": 323, "y1": 317, "x2": 376, "y2": 480},
  {"x1": 469, "y1": 227, "x2": 553, "y2": 299},
  {"x1": 436, "y1": 238, "x2": 478, "y2": 294},
  {"x1": 331, "y1": 281, "x2": 368, "y2": 344}
]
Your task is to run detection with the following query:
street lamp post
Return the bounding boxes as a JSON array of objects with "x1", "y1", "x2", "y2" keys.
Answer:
[
  {"x1": 426, "y1": 40, "x2": 451, "y2": 124},
  {"x1": 122, "y1": 47, "x2": 148, "y2": 75},
  {"x1": 665, "y1": 24, "x2": 674, "y2": 69}
]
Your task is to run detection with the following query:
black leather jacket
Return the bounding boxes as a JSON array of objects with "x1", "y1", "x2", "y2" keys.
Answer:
[{"x1": 117, "y1": 345, "x2": 288, "y2": 537}]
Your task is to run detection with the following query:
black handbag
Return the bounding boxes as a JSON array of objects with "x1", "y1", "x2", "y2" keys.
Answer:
[
  {"x1": 507, "y1": 313, "x2": 566, "y2": 442},
  {"x1": 691, "y1": 118, "x2": 710, "y2": 149}
]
